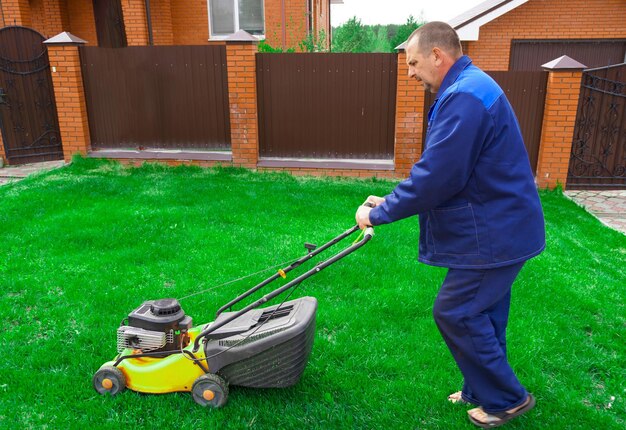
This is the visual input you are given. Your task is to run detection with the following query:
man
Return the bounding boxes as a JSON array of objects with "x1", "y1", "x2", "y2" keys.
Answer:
[{"x1": 355, "y1": 22, "x2": 545, "y2": 428}]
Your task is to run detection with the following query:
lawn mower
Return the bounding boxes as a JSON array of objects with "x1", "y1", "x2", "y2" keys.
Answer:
[{"x1": 93, "y1": 223, "x2": 374, "y2": 407}]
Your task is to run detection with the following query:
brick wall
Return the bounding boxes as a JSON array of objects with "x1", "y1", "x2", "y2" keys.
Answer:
[
  {"x1": 43, "y1": 0, "x2": 70, "y2": 38},
  {"x1": 10, "y1": 0, "x2": 69, "y2": 38},
  {"x1": 0, "y1": 0, "x2": 317, "y2": 48},
  {"x1": 284, "y1": 0, "x2": 306, "y2": 49},
  {"x1": 264, "y1": 0, "x2": 284, "y2": 48},
  {"x1": 312, "y1": 0, "x2": 330, "y2": 49},
  {"x1": 67, "y1": 0, "x2": 97, "y2": 45},
  {"x1": 29, "y1": 0, "x2": 45, "y2": 34},
  {"x1": 1, "y1": 0, "x2": 32, "y2": 27},
  {"x1": 171, "y1": 0, "x2": 208, "y2": 44},
  {"x1": 465, "y1": 0, "x2": 626, "y2": 70},
  {"x1": 320, "y1": 0, "x2": 330, "y2": 47},
  {"x1": 151, "y1": 0, "x2": 173, "y2": 45},
  {"x1": 121, "y1": 0, "x2": 148, "y2": 45},
  {"x1": 264, "y1": 0, "x2": 307, "y2": 50},
  {"x1": 5, "y1": 0, "x2": 96, "y2": 45}
]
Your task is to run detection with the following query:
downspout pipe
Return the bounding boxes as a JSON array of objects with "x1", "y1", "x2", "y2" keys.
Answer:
[{"x1": 144, "y1": 0, "x2": 154, "y2": 45}]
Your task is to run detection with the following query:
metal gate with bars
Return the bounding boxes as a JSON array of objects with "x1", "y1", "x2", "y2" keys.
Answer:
[
  {"x1": 568, "y1": 63, "x2": 626, "y2": 189},
  {"x1": 0, "y1": 26, "x2": 63, "y2": 165}
]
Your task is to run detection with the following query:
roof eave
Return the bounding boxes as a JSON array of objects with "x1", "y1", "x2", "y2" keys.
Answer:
[{"x1": 450, "y1": 0, "x2": 530, "y2": 41}]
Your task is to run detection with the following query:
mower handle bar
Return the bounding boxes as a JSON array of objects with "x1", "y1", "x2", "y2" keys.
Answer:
[
  {"x1": 192, "y1": 225, "x2": 374, "y2": 352},
  {"x1": 216, "y1": 224, "x2": 363, "y2": 317}
]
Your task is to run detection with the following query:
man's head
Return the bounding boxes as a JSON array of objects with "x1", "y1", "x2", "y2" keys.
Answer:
[{"x1": 405, "y1": 22, "x2": 463, "y2": 93}]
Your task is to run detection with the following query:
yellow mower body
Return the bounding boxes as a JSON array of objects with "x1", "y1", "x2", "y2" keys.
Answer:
[{"x1": 97, "y1": 326, "x2": 206, "y2": 394}]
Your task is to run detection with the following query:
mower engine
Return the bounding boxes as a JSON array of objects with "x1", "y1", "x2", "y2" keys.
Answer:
[{"x1": 117, "y1": 298, "x2": 193, "y2": 353}]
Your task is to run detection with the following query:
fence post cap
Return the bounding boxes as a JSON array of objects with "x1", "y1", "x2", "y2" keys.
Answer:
[
  {"x1": 541, "y1": 55, "x2": 587, "y2": 71},
  {"x1": 44, "y1": 32, "x2": 87, "y2": 45},
  {"x1": 395, "y1": 41, "x2": 407, "y2": 51},
  {"x1": 225, "y1": 30, "x2": 259, "y2": 44}
]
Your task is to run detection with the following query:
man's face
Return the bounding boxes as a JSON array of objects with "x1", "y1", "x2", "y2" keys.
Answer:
[{"x1": 406, "y1": 39, "x2": 440, "y2": 93}]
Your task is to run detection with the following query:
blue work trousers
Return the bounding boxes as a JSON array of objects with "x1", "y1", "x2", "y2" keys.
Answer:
[{"x1": 433, "y1": 261, "x2": 528, "y2": 413}]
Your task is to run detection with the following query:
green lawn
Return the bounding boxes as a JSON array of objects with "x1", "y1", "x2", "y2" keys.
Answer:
[{"x1": 1, "y1": 158, "x2": 624, "y2": 429}]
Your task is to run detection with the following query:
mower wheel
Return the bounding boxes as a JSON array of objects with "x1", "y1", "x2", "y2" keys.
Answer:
[
  {"x1": 93, "y1": 366, "x2": 126, "y2": 396},
  {"x1": 192, "y1": 373, "x2": 229, "y2": 408}
]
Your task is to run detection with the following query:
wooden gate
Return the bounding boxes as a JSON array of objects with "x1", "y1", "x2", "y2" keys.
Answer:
[
  {"x1": 0, "y1": 27, "x2": 63, "y2": 165},
  {"x1": 568, "y1": 63, "x2": 626, "y2": 189},
  {"x1": 93, "y1": 0, "x2": 128, "y2": 48}
]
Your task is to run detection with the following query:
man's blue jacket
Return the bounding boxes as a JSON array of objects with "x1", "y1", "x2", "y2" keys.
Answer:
[{"x1": 369, "y1": 56, "x2": 545, "y2": 269}]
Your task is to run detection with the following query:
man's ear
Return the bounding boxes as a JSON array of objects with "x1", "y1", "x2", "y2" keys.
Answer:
[{"x1": 432, "y1": 47, "x2": 444, "y2": 66}]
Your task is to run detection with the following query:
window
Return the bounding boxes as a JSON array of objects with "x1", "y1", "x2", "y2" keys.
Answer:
[{"x1": 209, "y1": 0, "x2": 265, "y2": 37}]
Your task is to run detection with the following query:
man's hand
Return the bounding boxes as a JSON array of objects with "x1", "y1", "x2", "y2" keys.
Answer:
[
  {"x1": 365, "y1": 195, "x2": 385, "y2": 207},
  {"x1": 355, "y1": 196, "x2": 385, "y2": 230}
]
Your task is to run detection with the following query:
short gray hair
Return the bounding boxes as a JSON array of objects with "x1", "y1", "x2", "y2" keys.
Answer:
[{"x1": 407, "y1": 21, "x2": 462, "y2": 57}]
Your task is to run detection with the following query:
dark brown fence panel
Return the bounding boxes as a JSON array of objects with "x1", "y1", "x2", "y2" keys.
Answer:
[
  {"x1": 423, "y1": 71, "x2": 547, "y2": 172},
  {"x1": 81, "y1": 45, "x2": 230, "y2": 150},
  {"x1": 510, "y1": 39, "x2": 626, "y2": 71},
  {"x1": 568, "y1": 63, "x2": 626, "y2": 189},
  {"x1": 257, "y1": 53, "x2": 397, "y2": 159}
]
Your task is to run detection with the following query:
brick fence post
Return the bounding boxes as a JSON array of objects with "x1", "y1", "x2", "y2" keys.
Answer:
[
  {"x1": 0, "y1": 130, "x2": 4, "y2": 166},
  {"x1": 44, "y1": 32, "x2": 91, "y2": 162},
  {"x1": 394, "y1": 48, "x2": 424, "y2": 178},
  {"x1": 535, "y1": 55, "x2": 587, "y2": 189},
  {"x1": 225, "y1": 30, "x2": 259, "y2": 169}
]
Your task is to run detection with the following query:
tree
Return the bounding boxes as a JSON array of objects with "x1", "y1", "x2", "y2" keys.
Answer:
[
  {"x1": 331, "y1": 17, "x2": 373, "y2": 53},
  {"x1": 367, "y1": 26, "x2": 392, "y2": 53},
  {"x1": 390, "y1": 15, "x2": 421, "y2": 50}
]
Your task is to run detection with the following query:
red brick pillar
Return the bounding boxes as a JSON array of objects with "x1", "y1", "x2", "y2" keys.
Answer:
[
  {"x1": 225, "y1": 31, "x2": 259, "y2": 169},
  {"x1": 1, "y1": 0, "x2": 32, "y2": 27},
  {"x1": 44, "y1": 32, "x2": 91, "y2": 162},
  {"x1": 0, "y1": 131, "x2": 5, "y2": 166},
  {"x1": 394, "y1": 49, "x2": 425, "y2": 178},
  {"x1": 536, "y1": 56, "x2": 586, "y2": 189}
]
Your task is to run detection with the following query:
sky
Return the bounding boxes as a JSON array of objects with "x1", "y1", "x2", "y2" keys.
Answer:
[{"x1": 331, "y1": 0, "x2": 487, "y2": 26}]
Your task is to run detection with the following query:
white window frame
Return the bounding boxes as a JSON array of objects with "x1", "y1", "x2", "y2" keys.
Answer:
[{"x1": 207, "y1": 0, "x2": 266, "y2": 40}]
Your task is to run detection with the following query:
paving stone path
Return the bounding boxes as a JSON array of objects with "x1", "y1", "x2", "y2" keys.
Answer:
[
  {"x1": 0, "y1": 160, "x2": 66, "y2": 186},
  {"x1": 566, "y1": 190, "x2": 626, "y2": 235}
]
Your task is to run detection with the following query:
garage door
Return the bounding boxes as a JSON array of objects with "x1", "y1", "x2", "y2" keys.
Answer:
[{"x1": 510, "y1": 39, "x2": 626, "y2": 70}]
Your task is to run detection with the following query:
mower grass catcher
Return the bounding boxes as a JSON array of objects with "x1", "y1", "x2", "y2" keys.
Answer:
[{"x1": 93, "y1": 225, "x2": 374, "y2": 407}]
